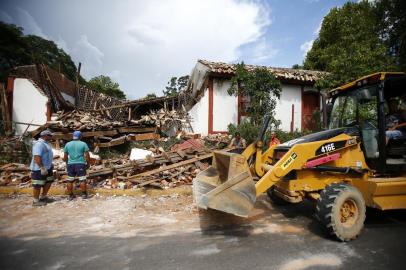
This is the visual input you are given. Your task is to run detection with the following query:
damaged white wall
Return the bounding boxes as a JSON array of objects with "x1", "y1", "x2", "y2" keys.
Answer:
[
  {"x1": 12, "y1": 78, "x2": 48, "y2": 135},
  {"x1": 189, "y1": 89, "x2": 209, "y2": 134},
  {"x1": 189, "y1": 81, "x2": 307, "y2": 135},
  {"x1": 274, "y1": 84, "x2": 302, "y2": 132},
  {"x1": 212, "y1": 79, "x2": 238, "y2": 132}
]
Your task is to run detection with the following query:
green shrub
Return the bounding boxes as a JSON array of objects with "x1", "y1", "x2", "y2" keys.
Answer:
[
  {"x1": 228, "y1": 121, "x2": 312, "y2": 146},
  {"x1": 227, "y1": 122, "x2": 260, "y2": 145}
]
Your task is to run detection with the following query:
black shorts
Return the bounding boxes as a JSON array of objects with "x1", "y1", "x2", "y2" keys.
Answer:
[
  {"x1": 31, "y1": 166, "x2": 54, "y2": 188},
  {"x1": 67, "y1": 164, "x2": 87, "y2": 182}
]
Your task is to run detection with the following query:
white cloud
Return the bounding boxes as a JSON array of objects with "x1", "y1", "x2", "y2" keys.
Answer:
[
  {"x1": 300, "y1": 40, "x2": 314, "y2": 56},
  {"x1": 0, "y1": 10, "x2": 13, "y2": 24},
  {"x1": 249, "y1": 38, "x2": 279, "y2": 63},
  {"x1": 72, "y1": 35, "x2": 104, "y2": 79},
  {"x1": 15, "y1": 7, "x2": 47, "y2": 38},
  {"x1": 115, "y1": 0, "x2": 271, "y2": 97},
  {"x1": 2, "y1": 0, "x2": 272, "y2": 99}
]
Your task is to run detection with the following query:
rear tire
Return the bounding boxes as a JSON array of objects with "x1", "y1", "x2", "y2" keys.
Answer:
[
  {"x1": 315, "y1": 183, "x2": 366, "y2": 241},
  {"x1": 267, "y1": 187, "x2": 289, "y2": 206}
]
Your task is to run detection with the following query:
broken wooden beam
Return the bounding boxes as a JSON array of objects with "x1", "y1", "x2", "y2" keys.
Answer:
[
  {"x1": 128, "y1": 153, "x2": 212, "y2": 180},
  {"x1": 127, "y1": 132, "x2": 160, "y2": 141}
]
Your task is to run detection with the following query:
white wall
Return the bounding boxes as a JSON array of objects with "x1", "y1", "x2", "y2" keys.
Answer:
[
  {"x1": 12, "y1": 78, "x2": 48, "y2": 135},
  {"x1": 274, "y1": 84, "x2": 302, "y2": 131},
  {"x1": 189, "y1": 88, "x2": 209, "y2": 135},
  {"x1": 212, "y1": 79, "x2": 238, "y2": 132}
]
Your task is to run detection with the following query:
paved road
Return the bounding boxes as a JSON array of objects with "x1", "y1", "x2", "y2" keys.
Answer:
[{"x1": 0, "y1": 194, "x2": 405, "y2": 270}]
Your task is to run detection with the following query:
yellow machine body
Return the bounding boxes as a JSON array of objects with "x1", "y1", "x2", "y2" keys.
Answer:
[{"x1": 193, "y1": 72, "x2": 406, "y2": 218}]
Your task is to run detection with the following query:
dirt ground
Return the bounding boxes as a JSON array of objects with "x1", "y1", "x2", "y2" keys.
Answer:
[
  {"x1": 1, "y1": 193, "x2": 405, "y2": 270},
  {"x1": 0, "y1": 192, "x2": 307, "y2": 240}
]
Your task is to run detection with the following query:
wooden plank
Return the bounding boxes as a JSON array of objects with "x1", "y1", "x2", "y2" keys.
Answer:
[
  {"x1": 138, "y1": 178, "x2": 162, "y2": 187},
  {"x1": 96, "y1": 136, "x2": 126, "y2": 148},
  {"x1": 87, "y1": 168, "x2": 114, "y2": 177},
  {"x1": 52, "y1": 130, "x2": 118, "y2": 140},
  {"x1": 128, "y1": 153, "x2": 212, "y2": 180},
  {"x1": 127, "y1": 132, "x2": 160, "y2": 141},
  {"x1": 176, "y1": 150, "x2": 186, "y2": 159},
  {"x1": 117, "y1": 126, "x2": 156, "y2": 133},
  {"x1": 0, "y1": 84, "x2": 11, "y2": 134}
]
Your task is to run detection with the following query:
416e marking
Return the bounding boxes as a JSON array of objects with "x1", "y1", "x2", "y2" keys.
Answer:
[{"x1": 320, "y1": 143, "x2": 335, "y2": 153}]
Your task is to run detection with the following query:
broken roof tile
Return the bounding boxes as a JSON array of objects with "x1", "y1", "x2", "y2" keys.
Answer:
[{"x1": 198, "y1": 59, "x2": 328, "y2": 83}]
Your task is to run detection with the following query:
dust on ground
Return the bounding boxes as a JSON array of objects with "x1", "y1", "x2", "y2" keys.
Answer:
[{"x1": 0, "y1": 193, "x2": 307, "y2": 240}]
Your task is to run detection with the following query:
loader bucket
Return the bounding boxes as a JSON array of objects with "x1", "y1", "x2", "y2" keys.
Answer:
[{"x1": 193, "y1": 151, "x2": 256, "y2": 217}]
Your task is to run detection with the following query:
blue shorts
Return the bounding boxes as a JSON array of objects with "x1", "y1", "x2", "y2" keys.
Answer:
[
  {"x1": 386, "y1": 130, "x2": 406, "y2": 140},
  {"x1": 67, "y1": 164, "x2": 87, "y2": 182},
  {"x1": 31, "y1": 166, "x2": 54, "y2": 188}
]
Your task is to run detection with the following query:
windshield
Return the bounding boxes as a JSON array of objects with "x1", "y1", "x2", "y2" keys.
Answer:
[{"x1": 329, "y1": 85, "x2": 378, "y2": 129}]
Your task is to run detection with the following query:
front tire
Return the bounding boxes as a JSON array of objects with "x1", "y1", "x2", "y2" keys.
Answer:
[{"x1": 315, "y1": 183, "x2": 366, "y2": 241}]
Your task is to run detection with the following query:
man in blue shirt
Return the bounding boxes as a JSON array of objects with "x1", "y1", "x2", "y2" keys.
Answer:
[
  {"x1": 30, "y1": 129, "x2": 54, "y2": 206},
  {"x1": 63, "y1": 130, "x2": 90, "y2": 200}
]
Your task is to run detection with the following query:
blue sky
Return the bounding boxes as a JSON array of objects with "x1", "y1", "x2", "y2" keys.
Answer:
[{"x1": 0, "y1": 0, "x2": 352, "y2": 99}]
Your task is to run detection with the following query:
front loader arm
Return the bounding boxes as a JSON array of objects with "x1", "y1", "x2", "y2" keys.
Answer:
[{"x1": 255, "y1": 134, "x2": 359, "y2": 196}]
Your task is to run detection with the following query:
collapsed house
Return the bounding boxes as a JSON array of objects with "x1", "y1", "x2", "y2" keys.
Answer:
[
  {"x1": 0, "y1": 64, "x2": 189, "y2": 143},
  {"x1": 184, "y1": 60, "x2": 328, "y2": 134},
  {"x1": 0, "y1": 59, "x2": 327, "y2": 192},
  {"x1": 0, "y1": 64, "x2": 214, "y2": 191}
]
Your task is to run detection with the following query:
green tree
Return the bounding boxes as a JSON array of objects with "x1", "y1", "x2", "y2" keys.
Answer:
[
  {"x1": 228, "y1": 62, "x2": 281, "y2": 125},
  {"x1": 162, "y1": 75, "x2": 189, "y2": 96},
  {"x1": 304, "y1": 1, "x2": 399, "y2": 89},
  {"x1": 87, "y1": 75, "x2": 126, "y2": 100},
  {"x1": 144, "y1": 93, "x2": 157, "y2": 99},
  {"x1": 0, "y1": 22, "x2": 84, "y2": 83},
  {"x1": 291, "y1": 64, "x2": 303, "y2": 69},
  {"x1": 376, "y1": 0, "x2": 406, "y2": 70},
  {"x1": 0, "y1": 23, "x2": 31, "y2": 81},
  {"x1": 25, "y1": 35, "x2": 81, "y2": 83}
]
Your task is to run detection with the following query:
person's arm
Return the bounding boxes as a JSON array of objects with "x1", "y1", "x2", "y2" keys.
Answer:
[
  {"x1": 228, "y1": 138, "x2": 235, "y2": 148},
  {"x1": 242, "y1": 139, "x2": 247, "y2": 148},
  {"x1": 390, "y1": 122, "x2": 406, "y2": 130},
  {"x1": 33, "y1": 142, "x2": 47, "y2": 175},
  {"x1": 34, "y1": 155, "x2": 43, "y2": 167},
  {"x1": 83, "y1": 143, "x2": 90, "y2": 167},
  {"x1": 84, "y1": 151, "x2": 90, "y2": 164},
  {"x1": 63, "y1": 144, "x2": 68, "y2": 162}
]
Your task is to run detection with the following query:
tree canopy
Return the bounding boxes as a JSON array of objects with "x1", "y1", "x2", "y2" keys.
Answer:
[
  {"x1": 144, "y1": 93, "x2": 157, "y2": 99},
  {"x1": 303, "y1": 0, "x2": 401, "y2": 89},
  {"x1": 87, "y1": 75, "x2": 126, "y2": 100},
  {"x1": 228, "y1": 62, "x2": 281, "y2": 126},
  {"x1": 162, "y1": 75, "x2": 189, "y2": 97},
  {"x1": 0, "y1": 22, "x2": 83, "y2": 83},
  {"x1": 375, "y1": 0, "x2": 406, "y2": 71}
]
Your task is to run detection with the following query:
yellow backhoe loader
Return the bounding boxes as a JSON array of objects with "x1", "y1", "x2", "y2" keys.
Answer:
[{"x1": 193, "y1": 72, "x2": 406, "y2": 241}]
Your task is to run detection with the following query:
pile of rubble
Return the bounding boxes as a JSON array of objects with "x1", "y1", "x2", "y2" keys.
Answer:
[
  {"x1": 31, "y1": 108, "x2": 191, "y2": 149},
  {"x1": 0, "y1": 107, "x2": 235, "y2": 191},
  {"x1": 46, "y1": 110, "x2": 125, "y2": 131},
  {"x1": 131, "y1": 109, "x2": 189, "y2": 129},
  {"x1": 0, "y1": 137, "x2": 31, "y2": 165},
  {"x1": 0, "y1": 138, "x2": 212, "y2": 190}
]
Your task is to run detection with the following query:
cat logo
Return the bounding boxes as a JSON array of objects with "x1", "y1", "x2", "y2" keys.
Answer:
[{"x1": 281, "y1": 152, "x2": 298, "y2": 170}]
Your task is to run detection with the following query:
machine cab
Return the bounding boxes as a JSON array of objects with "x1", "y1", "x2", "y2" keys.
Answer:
[{"x1": 328, "y1": 73, "x2": 406, "y2": 174}]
